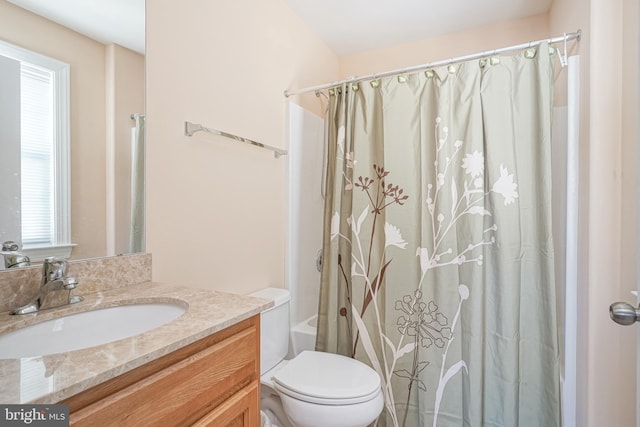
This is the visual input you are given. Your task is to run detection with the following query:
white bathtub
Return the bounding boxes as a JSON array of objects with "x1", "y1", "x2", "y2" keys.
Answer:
[{"x1": 290, "y1": 315, "x2": 317, "y2": 356}]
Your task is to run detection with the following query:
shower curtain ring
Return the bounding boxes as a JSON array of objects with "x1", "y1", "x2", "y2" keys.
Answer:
[
  {"x1": 315, "y1": 89, "x2": 328, "y2": 101},
  {"x1": 556, "y1": 33, "x2": 569, "y2": 68}
]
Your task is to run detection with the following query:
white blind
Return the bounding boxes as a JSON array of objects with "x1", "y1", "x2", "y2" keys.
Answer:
[{"x1": 20, "y1": 64, "x2": 54, "y2": 246}]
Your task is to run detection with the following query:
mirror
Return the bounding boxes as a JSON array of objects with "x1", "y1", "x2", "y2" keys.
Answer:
[{"x1": 0, "y1": 0, "x2": 145, "y2": 265}]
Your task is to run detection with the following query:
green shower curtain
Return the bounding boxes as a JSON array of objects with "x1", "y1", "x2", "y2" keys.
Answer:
[{"x1": 316, "y1": 43, "x2": 561, "y2": 427}]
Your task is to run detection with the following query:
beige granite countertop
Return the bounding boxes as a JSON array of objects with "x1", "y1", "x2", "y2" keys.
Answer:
[{"x1": 0, "y1": 282, "x2": 272, "y2": 404}]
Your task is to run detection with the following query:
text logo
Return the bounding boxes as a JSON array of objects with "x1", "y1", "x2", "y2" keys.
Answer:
[{"x1": 1, "y1": 405, "x2": 68, "y2": 426}]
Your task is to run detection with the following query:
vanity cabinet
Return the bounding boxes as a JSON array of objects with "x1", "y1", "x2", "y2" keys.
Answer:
[{"x1": 64, "y1": 315, "x2": 260, "y2": 426}]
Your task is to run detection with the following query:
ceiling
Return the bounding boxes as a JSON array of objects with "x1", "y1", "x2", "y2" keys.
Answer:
[
  {"x1": 6, "y1": 0, "x2": 552, "y2": 57},
  {"x1": 285, "y1": 0, "x2": 554, "y2": 56},
  {"x1": 7, "y1": 0, "x2": 145, "y2": 54}
]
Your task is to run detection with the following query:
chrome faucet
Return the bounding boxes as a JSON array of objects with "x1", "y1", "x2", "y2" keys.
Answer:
[
  {"x1": 1, "y1": 241, "x2": 31, "y2": 269},
  {"x1": 11, "y1": 257, "x2": 83, "y2": 315}
]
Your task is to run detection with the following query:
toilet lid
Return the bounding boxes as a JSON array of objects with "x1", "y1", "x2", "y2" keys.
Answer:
[{"x1": 271, "y1": 351, "x2": 381, "y2": 405}]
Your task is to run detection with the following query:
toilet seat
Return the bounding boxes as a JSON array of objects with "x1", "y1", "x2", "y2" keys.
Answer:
[{"x1": 271, "y1": 351, "x2": 381, "y2": 405}]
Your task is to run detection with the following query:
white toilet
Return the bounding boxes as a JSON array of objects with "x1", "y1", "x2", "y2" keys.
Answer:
[{"x1": 250, "y1": 287, "x2": 384, "y2": 427}]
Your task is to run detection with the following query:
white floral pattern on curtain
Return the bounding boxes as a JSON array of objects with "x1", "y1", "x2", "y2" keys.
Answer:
[{"x1": 317, "y1": 43, "x2": 561, "y2": 427}]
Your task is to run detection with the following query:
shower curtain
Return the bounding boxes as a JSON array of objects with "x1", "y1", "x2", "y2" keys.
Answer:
[{"x1": 317, "y1": 43, "x2": 561, "y2": 426}]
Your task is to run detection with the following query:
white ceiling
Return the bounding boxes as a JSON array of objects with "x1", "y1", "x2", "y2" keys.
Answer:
[
  {"x1": 7, "y1": 0, "x2": 145, "y2": 54},
  {"x1": 285, "y1": 0, "x2": 553, "y2": 56},
  {"x1": 6, "y1": 0, "x2": 553, "y2": 57}
]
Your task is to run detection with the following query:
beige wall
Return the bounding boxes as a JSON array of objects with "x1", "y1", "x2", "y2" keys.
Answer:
[{"x1": 145, "y1": 0, "x2": 339, "y2": 294}]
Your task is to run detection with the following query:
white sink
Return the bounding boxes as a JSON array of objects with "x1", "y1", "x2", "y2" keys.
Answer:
[{"x1": 0, "y1": 302, "x2": 187, "y2": 359}]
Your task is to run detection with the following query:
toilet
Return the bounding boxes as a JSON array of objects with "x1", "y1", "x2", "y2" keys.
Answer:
[{"x1": 249, "y1": 288, "x2": 384, "y2": 427}]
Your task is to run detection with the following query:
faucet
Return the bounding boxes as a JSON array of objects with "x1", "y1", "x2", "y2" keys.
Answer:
[
  {"x1": 11, "y1": 257, "x2": 83, "y2": 315},
  {"x1": 1, "y1": 241, "x2": 31, "y2": 269}
]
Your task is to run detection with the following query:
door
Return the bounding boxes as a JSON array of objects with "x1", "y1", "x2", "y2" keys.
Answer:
[
  {"x1": 608, "y1": 42, "x2": 640, "y2": 421},
  {"x1": 609, "y1": 272, "x2": 640, "y2": 427}
]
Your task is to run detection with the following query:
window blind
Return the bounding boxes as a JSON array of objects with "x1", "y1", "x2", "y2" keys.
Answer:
[{"x1": 20, "y1": 63, "x2": 54, "y2": 246}]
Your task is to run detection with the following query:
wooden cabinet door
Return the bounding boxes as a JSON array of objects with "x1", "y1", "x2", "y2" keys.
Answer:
[
  {"x1": 193, "y1": 380, "x2": 259, "y2": 427},
  {"x1": 68, "y1": 316, "x2": 260, "y2": 427}
]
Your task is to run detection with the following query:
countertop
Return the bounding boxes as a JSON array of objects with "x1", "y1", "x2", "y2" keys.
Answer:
[{"x1": 0, "y1": 282, "x2": 272, "y2": 404}]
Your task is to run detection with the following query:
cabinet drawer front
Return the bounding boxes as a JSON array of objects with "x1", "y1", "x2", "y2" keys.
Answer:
[
  {"x1": 70, "y1": 325, "x2": 258, "y2": 426},
  {"x1": 193, "y1": 380, "x2": 259, "y2": 427}
]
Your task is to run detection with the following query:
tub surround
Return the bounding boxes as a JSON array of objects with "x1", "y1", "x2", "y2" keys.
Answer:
[{"x1": 0, "y1": 275, "x2": 272, "y2": 404}]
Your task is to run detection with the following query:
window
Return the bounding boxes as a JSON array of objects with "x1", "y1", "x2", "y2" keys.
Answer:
[
  {"x1": 0, "y1": 40, "x2": 71, "y2": 259},
  {"x1": 21, "y1": 63, "x2": 54, "y2": 246}
]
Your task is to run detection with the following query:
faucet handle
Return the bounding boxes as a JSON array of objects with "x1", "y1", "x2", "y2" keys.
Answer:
[
  {"x1": 1, "y1": 241, "x2": 30, "y2": 268},
  {"x1": 42, "y1": 257, "x2": 68, "y2": 283},
  {"x1": 2, "y1": 241, "x2": 19, "y2": 251},
  {"x1": 61, "y1": 277, "x2": 78, "y2": 290}
]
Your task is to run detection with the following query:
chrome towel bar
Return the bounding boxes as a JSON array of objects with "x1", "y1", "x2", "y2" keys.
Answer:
[{"x1": 184, "y1": 121, "x2": 287, "y2": 158}]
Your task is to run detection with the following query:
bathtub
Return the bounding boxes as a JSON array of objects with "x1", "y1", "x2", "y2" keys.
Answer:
[{"x1": 290, "y1": 315, "x2": 317, "y2": 356}]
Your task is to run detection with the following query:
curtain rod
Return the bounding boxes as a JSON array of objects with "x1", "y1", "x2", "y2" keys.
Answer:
[{"x1": 284, "y1": 30, "x2": 581, "y2": 97}]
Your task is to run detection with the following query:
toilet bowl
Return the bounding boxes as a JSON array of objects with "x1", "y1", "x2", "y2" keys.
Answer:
[{"x1": 249, "y1": 288, "x2": 384, "y2": 427}]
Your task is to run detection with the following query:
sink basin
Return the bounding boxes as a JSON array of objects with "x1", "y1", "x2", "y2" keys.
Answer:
[{"x1": 0, "y1": 302, "x2": 187, "y2": 359}]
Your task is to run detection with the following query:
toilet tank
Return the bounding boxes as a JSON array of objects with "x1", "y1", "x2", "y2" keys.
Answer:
[{"x1": 248, "y1": 287, "x2": 290, "y2": 375}]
